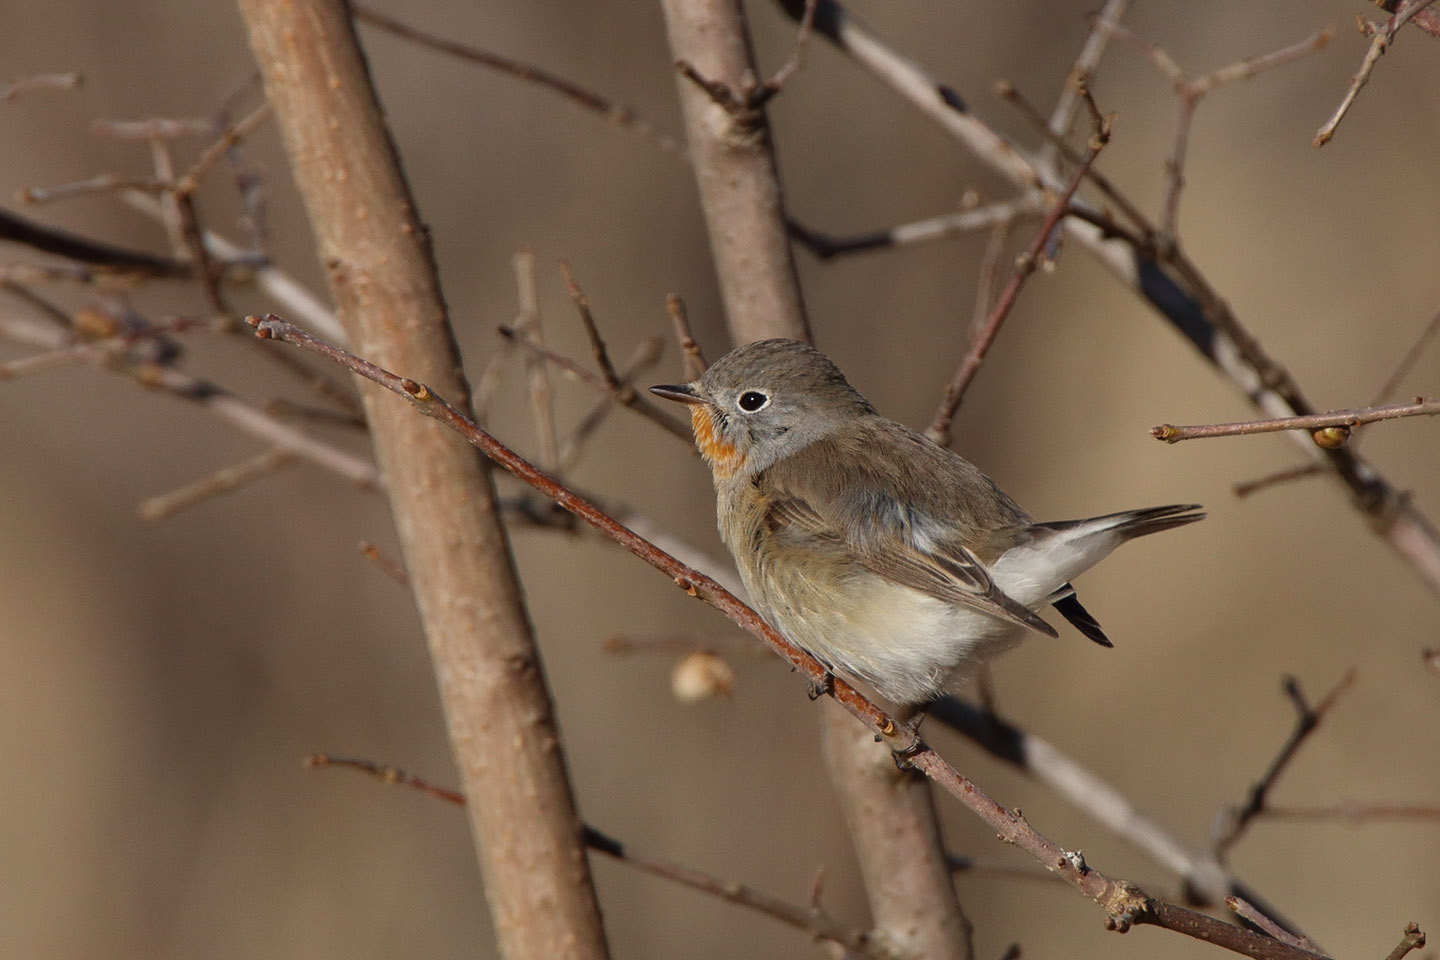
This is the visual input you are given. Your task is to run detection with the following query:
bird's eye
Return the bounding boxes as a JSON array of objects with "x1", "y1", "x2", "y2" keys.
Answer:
[{"x1": 737, "y1": 390, "x2": 769, "y2": 412}]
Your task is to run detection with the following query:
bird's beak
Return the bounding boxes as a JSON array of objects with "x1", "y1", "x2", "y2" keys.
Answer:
[{"x1": 649, "y1": 383, "x2": 706, "y2": 405}]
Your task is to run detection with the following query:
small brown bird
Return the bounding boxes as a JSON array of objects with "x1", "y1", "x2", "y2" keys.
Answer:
[{"x1": 651, "y1": 338, "x2": 1202, "y2": 708}]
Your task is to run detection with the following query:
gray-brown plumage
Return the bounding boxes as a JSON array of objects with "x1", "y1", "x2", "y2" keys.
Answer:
[{"x1": 652, "y1": 338, "x2": 1203, "y2": 707}]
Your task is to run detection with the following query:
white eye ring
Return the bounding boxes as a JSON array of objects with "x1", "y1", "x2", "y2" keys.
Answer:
[{"x1": 737, "y1": 390, "x2": 770, "y2": 412}]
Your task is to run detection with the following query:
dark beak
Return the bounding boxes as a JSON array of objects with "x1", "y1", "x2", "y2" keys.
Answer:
[{"x1": 649, "y1": 383, "x2": 706, "y2": 405}]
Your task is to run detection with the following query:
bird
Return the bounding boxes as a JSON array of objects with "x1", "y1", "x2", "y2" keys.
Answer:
[{"x1": 649, "y1": 337, "x2": 1203, "y2": 710}]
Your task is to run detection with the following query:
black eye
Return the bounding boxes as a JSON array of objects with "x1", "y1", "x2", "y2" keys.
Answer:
[{"x1": 737, "y1": 390, "x2": 769, "y2": 412}]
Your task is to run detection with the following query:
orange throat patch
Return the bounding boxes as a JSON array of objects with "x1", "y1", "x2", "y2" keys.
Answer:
[{"x1": 690, "y1": 405, "x2": 746, "y2": 478}]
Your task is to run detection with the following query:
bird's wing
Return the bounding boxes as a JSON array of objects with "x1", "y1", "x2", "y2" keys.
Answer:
[{"x1": 763, "y1": 486, "x2": 1058, "y2": 639}]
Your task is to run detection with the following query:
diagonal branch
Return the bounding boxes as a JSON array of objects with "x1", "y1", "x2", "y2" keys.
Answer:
[{"x1": 250, "y1": 312, "x2": 1350, "y2": 960}]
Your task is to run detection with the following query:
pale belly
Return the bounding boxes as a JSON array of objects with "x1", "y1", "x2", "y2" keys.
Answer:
[{"x1": 744, "y1": 561, "x2": 1026, "y2": 707}]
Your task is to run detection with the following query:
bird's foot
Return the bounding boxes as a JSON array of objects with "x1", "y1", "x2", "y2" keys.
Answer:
[{"x1": 806, "y1": 670, "x2": 834, "y2": 701}]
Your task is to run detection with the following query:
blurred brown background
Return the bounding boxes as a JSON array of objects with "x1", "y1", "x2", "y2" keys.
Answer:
[{"x1": 2, "y1": 2, "x2": 1438, "y2": 958}]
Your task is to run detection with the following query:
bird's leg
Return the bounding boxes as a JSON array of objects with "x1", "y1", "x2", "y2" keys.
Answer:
[{"x1": 885, "y1": 703, "x2": 929, "y2": 771}]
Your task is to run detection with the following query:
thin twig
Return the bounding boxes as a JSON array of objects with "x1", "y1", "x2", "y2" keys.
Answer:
[
  {"x1": 560, "y1": 261, "x2": 622, "y2": 389},
  {"x1": 173, "y1": 102, "x2": 272, "y2": 197},
  {"x1": 926, "y1": 87, "x2": 1110, "y2": 445},
  {"x1": 92, "y1": 117, "x2": 218, "y2": 139},
  {"x1": 1212, "y1": 671, "x2": 1359, "y2": 857},
  {"x1": 790, "y1": 196, "x2": 1043, "y2": 260},
  {"x1": 0, "y1": 208, "x2": 190, "y2": 277},
  {"x1": 1045, "y1": 0, "x2": 1129, "y2": 148},
  {"x1": 1153, "y1": 398, "x2": 1439, "y2": 444},
  {"x1": 557, "y1": 337, "x2": 665, "y2": 470},
  {"x1": 19, "y1": 173, "x2": 166, "y2": 204},
  {"x1": 779, "y1": 0, "x2": 1440, "y2": 595},
  {"x1": 351, "y1": 4, "x2": 683, "y2": 157},
  {"x1": 358, "y1": 541, "x2": 411, "y2": 586},
  {"x1": 1383, "y1": 923, "x2": 1427, "y2": 960},
  {"x1": 496, "y1": 325, "x2": 694, "y2": 444},
  {"x1": 137, "y1": 448, "x2": 296, "y2": 521},
  {"x1": 752, "y1": 0, "x2": 818, "y2": 105},
  {"x1": 969, "y1": 219, "x2": 1012, "y2": 338},
  {"x1": 0, "y1": 342, "x2": 96, "y2": 379},
  {"x1": 927, "y1": 696, "x2": 1315, "y2": 945},
  {"x1": 1316, "y1": 0, "x2": 1437, "y2": 146},
  {"x1": 666, "y1": 293, "x2": 708, "y2": 378},
  {"x1": 996, "y1": 80, "x2": 1155, "y2": 241},
  {"x1": 1233, "y1": 463, "x2": 1326, "y2": 498},
  {"x1": 1252, "y1": 803, "x2": 1440, "y2": 823},
  {"x1": 0, "y1": 71, "x2": 82, "y2": 101},
  {"x1": 1227, "y1": 897, "x2": 1318, "y2": 952},
  {"x1": 253, "y1": 312, "x2": 1337, "y2": 960},
  {"x1": 1372, "y1": 308, "x2": 1440, "y2": 404},
  {"x1": 512, "y1": 250, "x2": 559, "y2": 470},
  {"x1": 306, "y1": 753, "x2": 465, "y2": 803},
  {"x1": 305, "y1": 750, "x2": 880, "y2": 954},
  {"x1": 1094, "y1": 19, "x2": 1333, "y2": 238}
]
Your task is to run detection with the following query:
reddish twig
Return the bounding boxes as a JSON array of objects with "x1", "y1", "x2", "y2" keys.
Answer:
[
  {"x1": 306, "y1": 753, "x2": 466, "y2": 803},
  {"x1": 560, "y1": 261, "x2": 622, "y2": 390},
  {"x1": 251, "y1": 312, "x2": 1339, "y2": 960},
  {"x1": 926, "y1": 83, "x2": 1111, "y2": 445}
]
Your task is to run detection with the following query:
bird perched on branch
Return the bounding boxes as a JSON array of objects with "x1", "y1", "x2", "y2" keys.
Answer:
[{"x1": 652, "y1": 338, "x2": 1203, "y2": 710}]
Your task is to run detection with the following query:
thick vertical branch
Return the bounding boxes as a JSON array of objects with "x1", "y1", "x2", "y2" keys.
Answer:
[
  {"x1": 821, "y1": 704, "x2": 974, "y2": 959},
  {"x1": 658, "y1": 3, "x2": 965, "y2": 957},
  {"x1": 659, "y1": 0, "x2": 810, "y2": 344},
  {"x1": 234, "y1": 3, "x2": 610, "y2": 958}
]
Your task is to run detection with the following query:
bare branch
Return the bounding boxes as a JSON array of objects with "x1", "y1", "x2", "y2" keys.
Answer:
[
  {"x1": 1212, "y1": 671, "x2": 1359, "y2": 857},
  {"x1": 351, "y1": 5, "x2": 684, "y2": 158},
  {"x1": 665, "y1": 293, "x2": 708, "y2": 377},
  {"x1": 497, "y1": 325, "x2": 694, "y2": 444},
  {"x1": 512, "y1": 250, "x2": 559, "y2": 470},
  {"x1": 560, "y1": 260, "x2": 622, "y2": 389},
  {"x1": 1152, "y1": 398, "x2": 1440, "y2": 444},
  {"x1": 926, "y1": 88, "x2": 1110, "y2": 445},
  {"x1": 306, "y1": 751, "x2": 882, "y2": 955},
  {"x1": 0, "y1": 71, "x2": 82, "y2": 101},
  {"x1": 1382, "y1": 923, "x2": 1428, "y2": 960},
  {"x1": 250, "y1": 312, "x2": 1343, "y2": 960},
  {"x1": 1316, "y1": 0, "x2": 1438, "y2": 147},
  {"x1": 1227, "y1": 897, "x2": 1320, "y2": 953},
  {"x1": 1373, "y1": 307, "x2": 1440, "y2": 404},
  {"x1": 137, "y1": 449, "x2": 296, "y2": 521}
]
